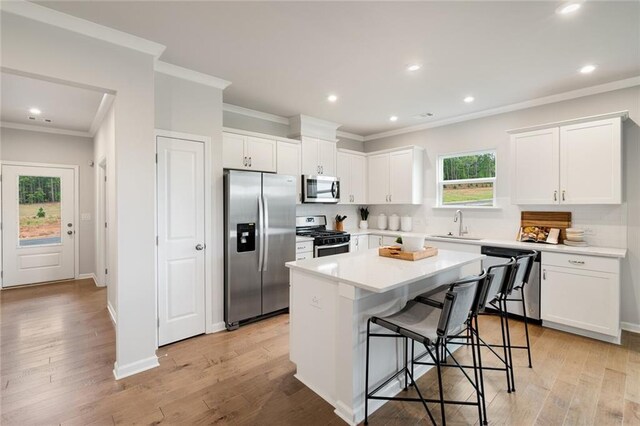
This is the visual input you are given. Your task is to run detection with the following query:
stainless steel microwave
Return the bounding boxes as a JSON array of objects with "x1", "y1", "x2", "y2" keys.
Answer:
[{"x1": 302, "y1": 175, "x2": 340, "y2": 204}]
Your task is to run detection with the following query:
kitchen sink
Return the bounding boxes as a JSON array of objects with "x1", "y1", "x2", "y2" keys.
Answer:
[{"x1": 429, "y1": 234, "x2": 484, "y2": 241}]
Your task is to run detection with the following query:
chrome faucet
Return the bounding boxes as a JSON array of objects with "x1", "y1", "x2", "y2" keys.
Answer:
[{"x1": 454, "y1": 209, "x2": 468, "y2": 236}]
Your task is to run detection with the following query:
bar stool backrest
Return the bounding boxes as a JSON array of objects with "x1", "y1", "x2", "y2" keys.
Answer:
[
  {"x1": 437, "y1": 271, "x2": 487, "y2": 340},
  {"x1": 512, "y1": 250, "x2": 537, "y2": 292},
  {"x1": 486, "y1": 257, "x2": 518, "y2": 302}
]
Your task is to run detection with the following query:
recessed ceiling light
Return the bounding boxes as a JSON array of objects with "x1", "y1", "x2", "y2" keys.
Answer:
[
  {"x1": 579, "y1": 64, "x2": 596, "y2": 74},
  {"x1": 557, "y1": 3, "x2": 581, "y2": 15},
  {"x1": 327, "y1": 94, "x2": 338, "y2": 102},
  {"x1": 389, "y1": 116, "x2": 399, "y2": 122},
  {"x1": 407, "y1": 64, "x2": 422, "y2": 72},
  {"x1": 464, "y1": 96, "x2": 475, "y2": 103},
  {"x1": 29, "y1": 107, "x2": 41, "y2": 115}
]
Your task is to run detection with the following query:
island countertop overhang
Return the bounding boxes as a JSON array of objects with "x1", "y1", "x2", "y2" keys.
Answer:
[{"x1": 286, "y1": 249, "x2": 485, "y2": 293}]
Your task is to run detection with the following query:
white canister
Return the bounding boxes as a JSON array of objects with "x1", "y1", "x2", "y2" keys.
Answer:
[
  {"x1": 388, "y1": 214, "x2": 400, "y2": 231},
  {"x1": 377, "y1": 213, "x2": 388, "y2": 230},
  {"x1": 401, "y1": 216, "x2": 412, "y2": 232}
]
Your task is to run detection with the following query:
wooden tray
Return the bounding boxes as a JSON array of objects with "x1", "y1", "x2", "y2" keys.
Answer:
[
  {"x1": 379, "y1": 246, "x2": 438, "y2": 261},
  {"x1": 520, "y1": 211, "x2": 572, "y2": 243}
]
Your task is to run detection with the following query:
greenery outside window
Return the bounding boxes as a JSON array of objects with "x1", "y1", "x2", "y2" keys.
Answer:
[{"x1": 438, "y1": 150, "x2": 496, "y2": 207}]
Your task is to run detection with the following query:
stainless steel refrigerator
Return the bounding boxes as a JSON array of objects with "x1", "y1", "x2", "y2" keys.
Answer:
[{"x1": 224, "y1": 170, "x2": 296, "y2": 330}]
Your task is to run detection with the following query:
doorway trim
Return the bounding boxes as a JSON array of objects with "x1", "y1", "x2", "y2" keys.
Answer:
[
  {"x1": 0, "y1": 160, "x2": 81, "y2": 288},
  {"x1": 154, "y1": 129, "x2": 213, "y2": 349}
]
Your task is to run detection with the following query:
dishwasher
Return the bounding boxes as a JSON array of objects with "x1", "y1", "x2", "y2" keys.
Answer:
[{"x1": 481, "y1": 245, "x2": 541, "y2": 323}]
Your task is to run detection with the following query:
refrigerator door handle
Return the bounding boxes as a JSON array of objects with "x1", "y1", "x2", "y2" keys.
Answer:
[
  {"x1": 263, "y1": 195, "x2": 269, "y2": 271},
  {"x1": 258, "y1": 194, "x2": 265, "y2": 272}
]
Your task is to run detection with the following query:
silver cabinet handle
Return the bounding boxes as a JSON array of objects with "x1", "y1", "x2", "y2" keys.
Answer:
[
  {"x1": 562, "y1": 190, "x2": 566, "y2": 201},
  {"x1": 195, "y1": 244, "x2": 204, "y2": 251},
  {"x1": 243, "y1": 156, "x2": 247, "y2": 166},
  {"x1": 389, "y1": 194, "x2": 392, "y2": 202},
  {"x1": 321, "y1": 165, "x2": 324, "y2": 174},
  {"x1": 568, "y1": 260, "x2": 585, "y2": 265},
  {"x1": 554, "y1": 190, "x2": 558, "y2": 201},
  {"x1": 249, "y1": 157, "x2": 252, "y2": 167},
  {"x1": 543, "y1": 269, "x2": 546, "y2": 280},
  {"x1": 317, "y1": 165, "x2": 320, "y2": 174}
]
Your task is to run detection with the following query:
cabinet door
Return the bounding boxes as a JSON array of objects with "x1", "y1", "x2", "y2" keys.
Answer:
[
  {"x1": 277, "y1": 142, "x2": 302, "y2": 204},
  {"x1": 541, "y1": 265, "x2": 619, "y2": 336},
  {"x1": 336, "y1": 152, "x2": 352, "y2": 204},
  {"x1": 560, "y1": 118, "x2": 622, "y2": 204},
  {"x1": 381, "y1": 236, "x2": 398, "y2": 246},
  {"x1": 389, "y1": 150, "x2": 413, "y2": 204},
  {"x1": 351, "y1": 154, "x2": 367, "y2": 204},
  {"x1": 318, "y1": 139, "x2": 337, "y2": 176},
  {"x1": 301, "y1": 137, "x2": 319, "y2": 175},
  {"x1": 358, "y1": 235, "x2": 369, "y2": 250},
  {"x1": 222, "y1": 133, "x2": 247, "y2": 170},
  {"x1": 511, "y1": 128, "x2": 559, "y2": 204},
  {"x1": 368, "y1": 235, "x2": 384, "y2": 249},
  {"x1": 368, "y1": 153, "x2": 390, "y2": 204},
  {"x1": 246, "y1": 137, "x2": 276, "y2": 172}
]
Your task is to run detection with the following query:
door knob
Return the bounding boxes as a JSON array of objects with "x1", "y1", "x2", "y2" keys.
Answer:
[
  {"x1": 67, "y1": 230, "x2": 73, "y2": 235},
  {"x1": 195, "y1": 244, "x2": 204, "y2": 251}
]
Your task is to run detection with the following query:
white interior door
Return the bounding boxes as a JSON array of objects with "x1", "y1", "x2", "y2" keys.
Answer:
[
  {"x1": 157, "y1": 136, "x2": 206, "y2": 346},
  {"x1": 2, "y1": 164, "x2": 75, "y2": 287}
]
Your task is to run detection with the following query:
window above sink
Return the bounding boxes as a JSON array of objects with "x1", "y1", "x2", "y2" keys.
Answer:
[{"x1": 437, "y1": 150, "x2": 496, "y2": 208}]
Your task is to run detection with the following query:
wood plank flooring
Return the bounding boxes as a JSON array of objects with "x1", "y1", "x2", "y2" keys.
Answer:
[{"x1": 1, "y1": 279, "x2": 639, "y2": 425}]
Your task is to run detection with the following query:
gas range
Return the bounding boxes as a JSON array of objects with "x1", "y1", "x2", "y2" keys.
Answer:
[{"x1": 296, "y1": 216, "x2": 351, "y2": 257}]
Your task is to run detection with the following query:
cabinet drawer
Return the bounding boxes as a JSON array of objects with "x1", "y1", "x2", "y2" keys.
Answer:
[
  {"x1": 542, "y1": 252, "x2": 619, "y2": 274},
  {"x1": 296, "y1": 241, "x2": 313, "y2": 254},
  {"x1": 296, "y1": 252, "x2": 313, "y2": 261}
]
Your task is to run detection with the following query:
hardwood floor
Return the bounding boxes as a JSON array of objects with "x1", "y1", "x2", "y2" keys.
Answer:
[{"x1": 1, "y1": 279, "x2": 639, "y2": 425}]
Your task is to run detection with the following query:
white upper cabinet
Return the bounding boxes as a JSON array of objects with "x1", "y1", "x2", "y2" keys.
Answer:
[
  {"x1": 301, "y1": 136, "x2": 336, "y2": 176},
  {"x1": 560, "y1": 118, "x2": 622, "y2": 204},
  {"x1": 277, "y1": 141, "x2": 302, "y2": 204},
  {"x1": 223, "y1": 132, "x2": 276, "y2": 172},
  {"x1": 367, "y1": 147, "x2": 424, "y2": 205},
  {"x1": 511, "y1": 113, "x2": 624, "y2": 205},
  {"x1": 367, "y1": 153, "x2": 390, "y2": 204},
  {"x1": 512, "y1": 128, "x2": 560, "y2": 204},
  {"x1": 337, "y1": 150, "x2": 367, "y2": 205}
]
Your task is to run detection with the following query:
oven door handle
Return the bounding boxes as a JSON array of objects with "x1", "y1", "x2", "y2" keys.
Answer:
[
  {"x1": 315, "y1": 241, "x2": 350, "y2": 257},
  {"x1": 330, "y1": 181, "x2": 337, "y2": 199}
]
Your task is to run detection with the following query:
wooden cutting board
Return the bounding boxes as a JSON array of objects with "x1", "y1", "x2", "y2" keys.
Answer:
[
  {"x1": 520, "y1": 211, "x2": 572, "y2": 243},
  {"x1": 379, "y1": 246, "x2": 438, "y2": 261}
]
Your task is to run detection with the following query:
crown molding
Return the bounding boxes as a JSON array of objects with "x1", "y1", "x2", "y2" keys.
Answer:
[
  {"x1": 507, "y1": 110, "x2": 629, "y2": 134},
  {"x1": 155, "y1": 61, "x2": 231, "y2": 90},
  {"x1": 363, "y1": 76, "x2": 640, "y2": 141},
  {"x1": 1, "y1": 121, "x2": 92, "y2": 138},
  {"x1": 88, "y1": 93, "x2": 115, "y2": 136},
  {"x1": 292, "y1": 114, "x2": 342, "y2": 130},
  {"x1": 336, "y1": 130, "x2": 365, "y2": 142},
  {"x1": 0, "y1": 0, "x2": 166, "y2": 58},
  {"x1": 223, "y1": 103, "x2": 289, "y2": 125}
]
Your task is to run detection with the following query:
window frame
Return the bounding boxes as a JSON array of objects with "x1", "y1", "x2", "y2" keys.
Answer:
[{"x1": 437, "y1": 149, "x2": 497, "y2": 208}]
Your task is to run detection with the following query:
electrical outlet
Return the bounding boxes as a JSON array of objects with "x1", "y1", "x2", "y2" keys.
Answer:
[{"x1": 311, "y1": 295, "x2": 322, "y2": 309}]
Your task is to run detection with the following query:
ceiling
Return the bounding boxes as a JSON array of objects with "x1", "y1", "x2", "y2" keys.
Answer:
[
  {"x1": 1, "y1": 72, "x2": 105, "y2": 133},
  {"x1": 33, "y1": 1, "x2": 640, "y2": 136}
]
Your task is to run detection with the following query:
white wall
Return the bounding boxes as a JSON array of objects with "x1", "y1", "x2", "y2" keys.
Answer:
[
  {"x1": 93, "y1": 104, "x2": 116, "y2": 318},
  {"x1": 0, "y1": 127, "x2": 95, "y2": 275},
  {"x1": 2, "y1": 12, "x2": 158, "y2": 376},
  {"x1": 155, "y1": 73, "x2": 225, "y2": 331},
  {"x1": 363, "y1": 86, "x2": 640, "y2": 329}
]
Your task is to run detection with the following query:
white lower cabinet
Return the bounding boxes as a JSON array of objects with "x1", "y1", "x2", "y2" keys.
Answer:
[
  {"x1": 296, "y1": 240, "x2": 314, "y2": 260},
  {"x1": 541, "y1": 252, "x2": 620, "y2": 342},
  {"x1": 349, "y1": 235, "x2": 369, "y2": 252},
  {"x1": 368, "y1": 234, "x2": 399, "y2": 249}
]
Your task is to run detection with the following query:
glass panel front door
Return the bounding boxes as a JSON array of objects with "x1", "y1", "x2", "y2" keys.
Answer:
[{"x1": 18, "y1": 175, "x2": 62, "y2": 246}]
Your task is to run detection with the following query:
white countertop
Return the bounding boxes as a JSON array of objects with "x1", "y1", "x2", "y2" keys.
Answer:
[
  {"x1": 345, "y1": 228, "x2": 627, "y2": 258},
  {"x1": 286, "y1": 248, "x2": 485, "y2": 293}
]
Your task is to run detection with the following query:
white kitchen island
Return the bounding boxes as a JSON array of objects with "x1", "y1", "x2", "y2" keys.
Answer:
[{"x1": 285, "y1": 248, "x2": 485, "y2": 425}]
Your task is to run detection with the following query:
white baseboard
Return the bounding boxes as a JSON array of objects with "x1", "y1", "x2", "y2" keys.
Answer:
[
  {"x1": 622, "y1": 321, "x2": 640, "y2": 334},
  {"x1": 207, "y1": 321, "x2": 226, "y2": 334},
  {"x1": 78, "y1": 273, "x2": 100, "y2": 286},
  {"x1": 107, "y1": 301, "x2": 117, "y2": 326},
  {"x1": 113, "y1": 355, "x2": 159, "y2": 380}
]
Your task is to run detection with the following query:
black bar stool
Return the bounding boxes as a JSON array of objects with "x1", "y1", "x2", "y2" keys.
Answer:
[
  {"x1": 364, "y1": 271, "x2": 489, "y2": 425},
  {"x1": 416, "y1": 258, "x2": 519, "y2": 397}
]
